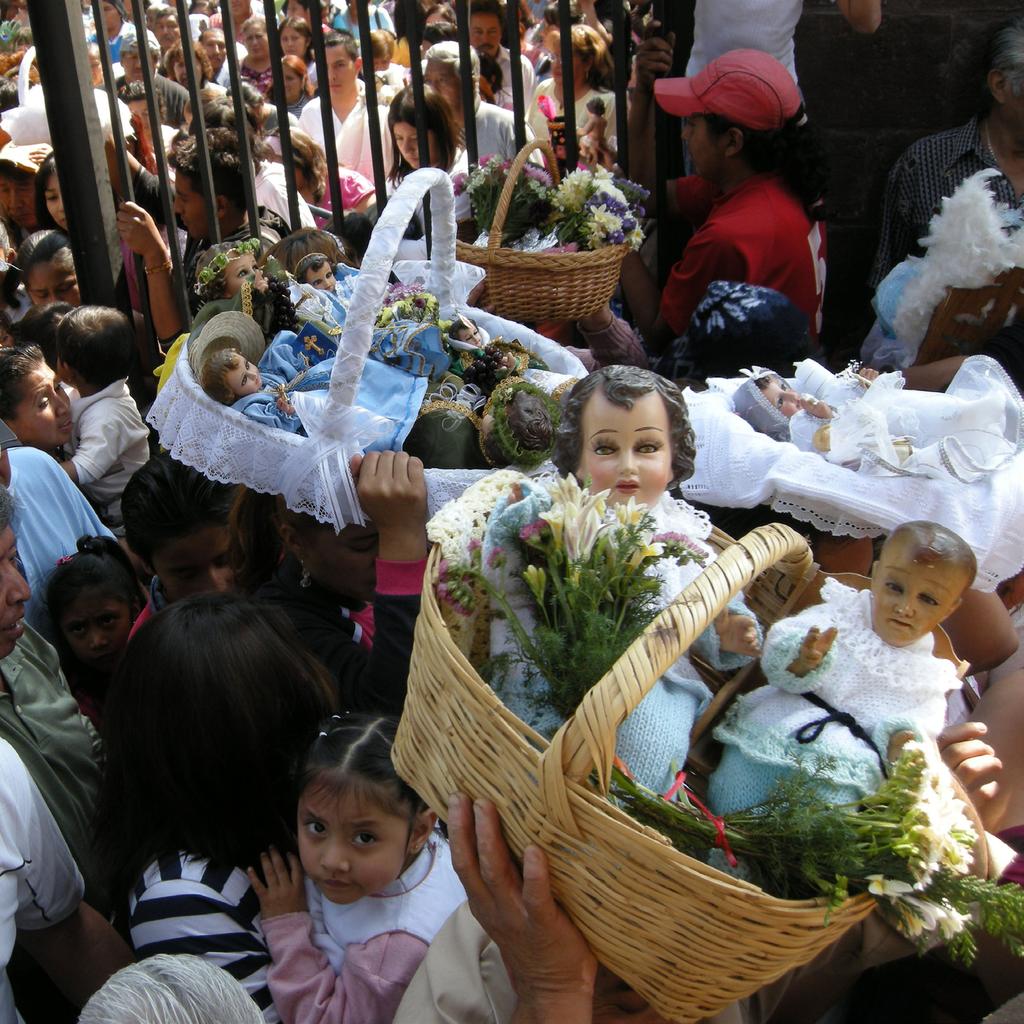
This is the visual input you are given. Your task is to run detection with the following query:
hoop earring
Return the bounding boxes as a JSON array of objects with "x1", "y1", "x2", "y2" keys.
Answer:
[{"x1": 299, "y1": 563, "x2": 312, "y2": 588}]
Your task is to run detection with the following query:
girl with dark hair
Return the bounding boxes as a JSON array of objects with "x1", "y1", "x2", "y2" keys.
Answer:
[
  {"x1": 5, "y1": 230, "x2": 80, "y2": 312},
  {"x1": 45, "y1": 535, "x2": 144, "y2": 728},
  {"x1": 386, "y1": 85, "x2": 468, "y2": 258},
  {"x1": 279, "y1": 15, "x2": 317, "y2": 84},
  {"x1": 93, "y1": 593, "x2": 336, "y2": 1021},
  {"x1": 386, "y1": 84, "x2": 464, "y2": 187},
  {"x1": 228, "y1": 450, "x2": 428, "y2": 716},
  {"x1": 623, "y1": 44, "x2": 829, "y2": 357},
  {"x1": 246, "y1": 713, "x2": 464, "y2": 1024},
  {"x1": 33, "y1": 153, "x2": 66, "y2": 233},
  {"x1": 0, "y1": 343, "x2": 72, "y2": 454}
]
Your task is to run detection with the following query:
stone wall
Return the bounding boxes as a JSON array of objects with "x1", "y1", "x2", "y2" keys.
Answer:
[{"x1": 795, "y1": 0, "x2": 1020, "y2": 357}]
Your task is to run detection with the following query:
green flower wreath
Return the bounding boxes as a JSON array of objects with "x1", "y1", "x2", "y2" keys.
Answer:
[{"x1": 196, "y1": 237, "x2": 262, "y2": 287}]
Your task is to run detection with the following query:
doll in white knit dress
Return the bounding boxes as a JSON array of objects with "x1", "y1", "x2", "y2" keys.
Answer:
[
  {"x1": 708, "y1": 521, "x2": 976, "y2": 815},
  {"x1": 485, "y1": 366, "x2": 762, "y2": 794}
]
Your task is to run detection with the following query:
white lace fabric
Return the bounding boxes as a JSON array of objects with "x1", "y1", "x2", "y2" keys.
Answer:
[{"x1": 682, "y1": 385, "x2": 1024, "y2": 591}]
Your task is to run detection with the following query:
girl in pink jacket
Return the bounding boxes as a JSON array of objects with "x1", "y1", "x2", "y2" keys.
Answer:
[{"x1": 248, "y1": 714, "x2": 465, "y2": 1024}]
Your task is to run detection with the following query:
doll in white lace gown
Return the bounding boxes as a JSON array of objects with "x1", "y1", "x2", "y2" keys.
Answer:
[
  {"x1": 485, "y1": 366, "x2": 763, "y2": 794},
  {"x1": 730, "y1": 356, "x2": 1023, "y2": 484},
  {"x1": 709, "y1": 521, "x2": 975, "y2": 815}
]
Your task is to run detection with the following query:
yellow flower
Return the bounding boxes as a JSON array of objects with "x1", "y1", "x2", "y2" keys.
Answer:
[
  {"x1": 523, "y1": 565, "x2": 547, "y2": 602},
  {"x1": 614, "y1": 498, "x2": 645, "y2": 527},
  {"x1": 540, "y1": 507, "x2": 564, "y2": 546},
  {"x1": 627, "y1": 542, "x2": 663, "y2": 569}
]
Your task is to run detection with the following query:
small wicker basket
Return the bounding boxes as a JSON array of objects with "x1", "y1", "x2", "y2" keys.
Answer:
[
  {"x1": 394, "y1": 523, "x2": 875, "y2": 1024},
  {"x1": 455, "y1": 139, "x2": 630, "y2": 323}
]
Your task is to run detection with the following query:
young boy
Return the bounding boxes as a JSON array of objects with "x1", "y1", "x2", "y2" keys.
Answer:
[
  {"x1": 121, "y1": 453, "x2": 237, "y2": 632},
  {"x1": 710, "y1": 520, "x2": 977, "y2": 815},
  {"x1": 56, "y1": 306, "x2": 150, "y2": 532}
]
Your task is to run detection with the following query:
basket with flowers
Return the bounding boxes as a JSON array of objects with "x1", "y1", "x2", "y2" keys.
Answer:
[
  {"x1": 395, "y1": 468, "x2": 1024, "y2": 1022},
  {"x1": 453, "y1": 139, "x2": 647, "y2": 322}
]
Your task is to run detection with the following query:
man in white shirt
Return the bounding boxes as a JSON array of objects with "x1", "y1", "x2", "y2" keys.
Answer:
[
  {"x1": 0, "y1": 739, "x2": 132, "y2": 1023},
  {"x1": 298, "y1": 31, "x2": 392, "y2": 184},
  {"x1": 469, "y1": 0, "x2": 535, "y2": 111}
]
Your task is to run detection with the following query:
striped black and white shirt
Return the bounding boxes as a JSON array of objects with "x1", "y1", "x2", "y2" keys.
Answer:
[
  {"x1": 870, "y1": 116, "x2": 1024, "y2": 288},
  {"x1": 129, "y1": 853, "x2": 280, "y2": 1022}
]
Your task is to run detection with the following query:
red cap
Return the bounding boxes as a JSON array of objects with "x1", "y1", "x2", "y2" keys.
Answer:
[{"x1": 653, "y1": 49, "x2": 801, "y2": 132}]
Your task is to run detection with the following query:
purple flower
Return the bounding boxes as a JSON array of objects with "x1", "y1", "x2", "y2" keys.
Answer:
[
  {"x1": 519, "y1": 519, "x2": 547, "y2": 542},
  {"x1": 452, "y1": 172, "x2": 469, "y2": 195},
  {"x1": 468, "y1": 538, "x2": 482, "y2": 553},
  {"x1": 522, "y1": 163, "x2": 553, "y2": 188},
  {"x1": 487, "y1": 546, "x2": 506, "y2": 569},
  {"x1": 622, "y1": 218, "x2": 636, "y2": 232},
  {"x1": 607, "y1": 230, "x2": 625, "y2": 245}
]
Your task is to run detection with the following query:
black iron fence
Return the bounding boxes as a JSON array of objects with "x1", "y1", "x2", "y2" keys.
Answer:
[{"x1": 30, "y1": 0, "x2": 692, "y2": 341}]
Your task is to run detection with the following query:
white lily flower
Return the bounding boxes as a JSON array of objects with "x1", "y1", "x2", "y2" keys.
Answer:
[{"x1": 867, "y1": 875, "x2": 914, "y2": 897}]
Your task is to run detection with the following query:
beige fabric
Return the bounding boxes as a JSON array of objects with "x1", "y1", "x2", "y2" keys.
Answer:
[{"x1": 394, "y1": 903, "x2": 916, "y2": 1024}]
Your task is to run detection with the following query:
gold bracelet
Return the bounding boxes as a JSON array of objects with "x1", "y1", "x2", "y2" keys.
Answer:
[{"x1": 144, "y1": 256, "x2": 172, "y2": 276}]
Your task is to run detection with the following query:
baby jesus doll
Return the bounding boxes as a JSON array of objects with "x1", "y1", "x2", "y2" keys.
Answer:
[
  {"x1": 193, "y1": 240, "x2": 299, "y2": 340},
  {"x1": 485, "y1": 366, "x2": 762, "y2": 793},
  {"x1": 708, "y1": 520, "x2": 976, "y2": 815},
  {"x1": 294, "y1": 252, "x2": 338, "y2": 293},
  {"x1": 195, "y1": 238, "x2": 267, "y2": 305},
  {"x1": 578, "y1": 96, "x2": 612, "y2": 169},
  {"x1": 197, "y1": 310, "x2": 430, "y2": 449},
  {"x1": 198, "y1": 311, "x2": 338, "y2": 430},
  {"x1": 733, "y1": 359, "x2": 1018, "y2": 482}
]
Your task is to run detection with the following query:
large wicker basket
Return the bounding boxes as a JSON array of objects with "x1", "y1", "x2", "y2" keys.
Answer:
[
  {"x1": 394, "y1": 523, "x2": 875, "y2": 1023},
  {"x1": 455, "y1": 139, "x2": 629, "y2": 323}
]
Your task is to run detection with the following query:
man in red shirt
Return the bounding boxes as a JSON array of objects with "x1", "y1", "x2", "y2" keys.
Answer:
[{"x1": 622, "y1": 44, "x2": 828, "y2": 359}]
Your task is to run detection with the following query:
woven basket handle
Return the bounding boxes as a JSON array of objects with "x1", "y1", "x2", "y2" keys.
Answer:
[
  {"x1": 486, "y1": 139, "x2": 561, "y2": 254},
  {"x1": 538, "y1": 524, "x2": 812, "y2": 836},
  {"x1": 329, "y1": 168, "x2": 457, "y2": 408}
]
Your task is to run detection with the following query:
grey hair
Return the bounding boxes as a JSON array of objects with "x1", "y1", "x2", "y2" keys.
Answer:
[
  {"x1": 424, "y1": 41, "x2": 479, "y2": 97},
  {"x1": 0, "y1": 486, "x2": 13, "y2": 534},
  {"x1": 78, "y1": 955, "x2": 264, "y2": 1024},
  {"x1": 986, "y1": 17, "x2": 1024, "y2": 103}
]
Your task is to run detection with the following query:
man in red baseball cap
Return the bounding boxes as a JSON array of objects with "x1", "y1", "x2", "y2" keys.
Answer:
[
  {"x1": 652, "y1": 48, "x2": 802, "y2": 132},
  {"x1": 614, "y1": 41, "x2": 829, "y2": 367}
]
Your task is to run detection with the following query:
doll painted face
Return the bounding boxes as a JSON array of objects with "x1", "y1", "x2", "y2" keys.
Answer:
[
  {"x1": 303, "y1": 260, "x2": 336, "y2": 292},
  {"x1": 757, "y1": 375, "x2": 803, "y2": 418},
  {"x1": 453, "y1": 318, "x2": 482, "y2": 347},
  {"x1": 577, "y1": 389, "x2": 673, "y2": 510},
  {"x1": 225, "y1": 357, "x2": 262, "y2": 398},
  {"x1": 869, "y1": 534, "x2": 969, "y2": 647},
  {"x1": 222, "y1": 253, "x2": 262, "y2": 299}
]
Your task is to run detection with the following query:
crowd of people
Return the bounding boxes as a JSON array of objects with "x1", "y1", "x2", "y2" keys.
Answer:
[{"x1": 0, "y1": 0, "x2": 1023, "y2": 1022}]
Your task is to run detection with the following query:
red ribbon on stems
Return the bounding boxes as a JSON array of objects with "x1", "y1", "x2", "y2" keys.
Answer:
[{"x1": 663, "y1": 770, "x2": 738, "y2": 868}]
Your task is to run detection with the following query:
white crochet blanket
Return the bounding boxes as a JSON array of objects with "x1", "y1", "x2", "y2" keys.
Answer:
[{"x1": 682, "y1": 387, "x2": 1024, "y2": 591}]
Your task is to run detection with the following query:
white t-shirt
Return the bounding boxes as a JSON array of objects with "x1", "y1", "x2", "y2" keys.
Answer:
[
  {"x1": 0, "y1": 738, "x2": 83, "y2": 1024},
  {"x1": 255, "y1": 161, "x2": 316, "y2": 229},
  {"x1": 688, "y1": 0, "x2": 815, "y2": 80},
  {"x1": 495, "y1": 46, "x2": 535, "y2": 111},
  {"x1": 69, "y1": 380, "x2": 150, "y2": 522},
  {"x1": 298, "y1": 93, "x2": 393, "y2": 185}
]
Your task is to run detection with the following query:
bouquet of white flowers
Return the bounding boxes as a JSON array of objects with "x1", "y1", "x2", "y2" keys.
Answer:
[
  {"x1": 612, "y1": 740, "x2": 1024, "y2": 962},
  {"x1": 550, "y1": 166, "x2": 648, "y2": 252}
]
